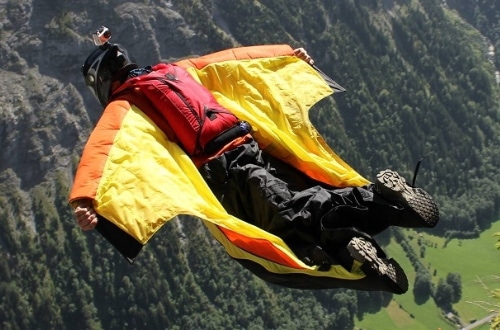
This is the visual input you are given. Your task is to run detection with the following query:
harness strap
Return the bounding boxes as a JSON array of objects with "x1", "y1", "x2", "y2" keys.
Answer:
[{"x1": 204, "y1": 121, "x2": 252, "y2": 155}]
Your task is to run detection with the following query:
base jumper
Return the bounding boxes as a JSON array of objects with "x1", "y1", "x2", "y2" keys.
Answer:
[{"x1": 70, "y1": 26, "x2": 439, "y2": 294}]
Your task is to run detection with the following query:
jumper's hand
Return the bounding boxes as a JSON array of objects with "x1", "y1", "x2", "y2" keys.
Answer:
[
  {"x1": 74, "y1": 200, "x2": 98, "y2": 231},
  {"x1": 293, "y1": 47, "x2": 315, "y2": 65}
]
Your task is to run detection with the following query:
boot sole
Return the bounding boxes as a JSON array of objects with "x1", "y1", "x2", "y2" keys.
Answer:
[
  {"x1": 347, "y1": 237, "x2": 408, "y2": 294},
  {"x1": 375, "y1": 169, "x2": 439, "y2": 228}
]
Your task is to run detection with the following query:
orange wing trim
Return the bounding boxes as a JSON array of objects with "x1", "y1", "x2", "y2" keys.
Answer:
[
  {"x1": 218, "y1": 226, "x2": 303, "y2": 269},
  {"x1": 69, "y1": 100, "x2": 130, "y2": 202},
  {"x1": 176, "y1": 44, "x2": 294, "y2": 69}
]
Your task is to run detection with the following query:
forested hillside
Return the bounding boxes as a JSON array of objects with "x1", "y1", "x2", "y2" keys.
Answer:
[{"x1": 1, "y1": 0, "x2": 500, "y2": 329}]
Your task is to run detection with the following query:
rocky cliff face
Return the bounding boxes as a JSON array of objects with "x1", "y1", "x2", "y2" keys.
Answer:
[{"x1": 1, "y1": 2, "x2": 81, "y2": 212}]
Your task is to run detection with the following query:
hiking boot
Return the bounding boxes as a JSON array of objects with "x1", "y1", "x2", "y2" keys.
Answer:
[
  {"x1": 347, "y1": 237, "x2": 408, "y2": 294},
  {"x1": 375, "y1": 169, "x2": 439, "y2": 228}
]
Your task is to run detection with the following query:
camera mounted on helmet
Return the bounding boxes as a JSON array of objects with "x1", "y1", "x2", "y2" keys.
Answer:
[
  {"x1": 92, "y1": 26, "x2": 111, "y2": 46},
  {"x1": 82, "y1": 26, "x2": 138, "y2": 107}
]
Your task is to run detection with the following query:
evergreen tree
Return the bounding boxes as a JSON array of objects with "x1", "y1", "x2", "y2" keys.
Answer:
[
  {"x1": 446, "y1": 272, "x2": 463, "y2": 304},
  {"x1": 413, "y1": 268, "x2": 433, "y2": 304},
  {"x1": 434, "y1": 278, "x2": 453, "y2": 312}
]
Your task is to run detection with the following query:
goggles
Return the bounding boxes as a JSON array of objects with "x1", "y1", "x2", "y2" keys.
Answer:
[{"x1": 83, "y1": 46, "x2": 113, "y2": 106}]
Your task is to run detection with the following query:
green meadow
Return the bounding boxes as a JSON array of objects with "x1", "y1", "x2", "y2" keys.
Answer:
[{"x1": 355, "y1": 221, "x2": 500, "y2": 330}]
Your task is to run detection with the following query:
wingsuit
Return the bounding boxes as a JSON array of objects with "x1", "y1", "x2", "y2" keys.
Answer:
[{"x1": 71, "y1": 27, "x2": 439, "y2": 294}]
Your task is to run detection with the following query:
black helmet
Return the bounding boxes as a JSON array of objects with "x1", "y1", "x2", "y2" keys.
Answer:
[{"x1": 81, "y1": 27, "x2": 137, "y2": 106}]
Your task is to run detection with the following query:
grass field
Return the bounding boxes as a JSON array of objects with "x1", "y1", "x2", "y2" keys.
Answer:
[{"x1": 355, "y1": 221, "x2": 500, "y2": 330}]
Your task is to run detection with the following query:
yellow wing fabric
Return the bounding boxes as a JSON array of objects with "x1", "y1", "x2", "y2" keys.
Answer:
[{"x1": 182, "y1": 55, "x2": 368, "y2": 187}]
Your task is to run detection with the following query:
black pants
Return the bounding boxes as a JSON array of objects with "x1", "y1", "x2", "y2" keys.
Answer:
[{"x1": 199, "y1": 139, "x2": 402, "y2": 264}]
